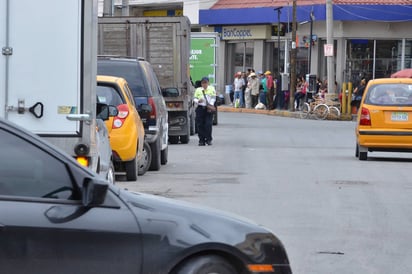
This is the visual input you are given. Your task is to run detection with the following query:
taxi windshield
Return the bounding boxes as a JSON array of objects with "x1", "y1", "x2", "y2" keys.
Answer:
[{"x1": 365, "y1": 84, "x2": 412, "y2": 106}]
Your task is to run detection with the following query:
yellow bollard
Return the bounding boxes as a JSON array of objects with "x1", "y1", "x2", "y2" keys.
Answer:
[
  {"x1": 347, "y1": 82, "x2": 353, "y2": 114},
  {"x1": 341, "y1": 82, "x2": 347, "y2": 114}
]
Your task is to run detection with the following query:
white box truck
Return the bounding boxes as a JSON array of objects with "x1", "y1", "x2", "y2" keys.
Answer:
[{"x1": 0, "y1": 0, "x2": 114, "y2": 182}]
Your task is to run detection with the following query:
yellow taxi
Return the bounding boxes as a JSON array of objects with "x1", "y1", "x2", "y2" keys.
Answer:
[
  {"x1": 97, "y1": 75, "x2": 146, "y2": 180},
  {"x1": 355, "y1": 78, "x2": 412, "y2": 160}
]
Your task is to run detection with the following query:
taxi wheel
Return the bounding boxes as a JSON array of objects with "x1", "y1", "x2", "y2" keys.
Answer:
[
  {"x1": 355, "y1": 144, "x2": 359, "y2": 158},
  {"x1": 175, "y1": 255, "x2": 237, "y2": 274},
  {"x1": 125, "y1": 156, "x2": 138, "y2": 181},
  {"x1": 359, "y1": 151, "x2": 368, "y2": 161}
]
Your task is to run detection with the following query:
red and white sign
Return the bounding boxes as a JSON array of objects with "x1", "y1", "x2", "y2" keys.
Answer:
[{"x1": 324, "y1": 44, "x2": 334, "y2": 57}]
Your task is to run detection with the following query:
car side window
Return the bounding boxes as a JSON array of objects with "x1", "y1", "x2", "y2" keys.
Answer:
[
  {"x1": 124, "y1": 83, "x2": 136, "y2": 108},
  {"x1": 0, "y1": 129, "x2": 75, "y2": 199},
  {"x1": 148, "y1": 65, "x2": 162, "y2": 97},
  {"x1": 97, "y1": 85, "x2": 125, "y2": 105}
]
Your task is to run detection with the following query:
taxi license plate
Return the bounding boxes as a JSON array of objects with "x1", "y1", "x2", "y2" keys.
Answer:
[{"x1": 391, "y1": 112, "x2": 408, "y2": 121}]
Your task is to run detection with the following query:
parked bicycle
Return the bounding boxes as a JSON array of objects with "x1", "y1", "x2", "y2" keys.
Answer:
[{"x1": 299, "y1": 97, "x2": 341, "y2": 120}]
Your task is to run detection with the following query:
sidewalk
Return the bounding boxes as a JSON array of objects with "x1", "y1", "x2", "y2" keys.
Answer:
[{"x1": 217, "y1": 104, "x2": 354, "y2": 121}]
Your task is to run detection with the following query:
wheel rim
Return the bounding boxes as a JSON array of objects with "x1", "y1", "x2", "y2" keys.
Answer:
[
  {"x1": 300, "y1": 103, "x2": 310, "y2": 118},
  {"x1": 329, "y1": 106, "x2": 341, "y2": 119},
  {"x1": 314, "y1": 104, "x2": 329, "y2": 120}
]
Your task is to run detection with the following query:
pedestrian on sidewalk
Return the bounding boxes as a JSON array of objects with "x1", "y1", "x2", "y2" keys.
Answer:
[
  {"x1": 265, "y1": 71, "x2": 274, "y2": 109},
  {"x1": 248, "y1": 72, "x2": 260, "y2": 108},
  {"x1": 233, "y1": 72, "x2": 245, "y2": 108},
  {"x1": 295, "y1": 76, "x2": 308, "y2": 110},
  {"x1": 259, "y1": 71, "x2": 268, "y2": 107}
]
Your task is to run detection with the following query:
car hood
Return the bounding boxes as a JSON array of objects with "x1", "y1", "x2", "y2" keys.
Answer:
[{"x1": 115, "y1": 188, "x2": 290, "y2": 271}]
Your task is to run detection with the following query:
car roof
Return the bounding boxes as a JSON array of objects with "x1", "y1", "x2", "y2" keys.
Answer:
[
  {"x1": 367, "y1": 78, "x2": 412, "y2": 85},
  {"x1": 97, "y1": 75, "x2": 127, "y2": 85}
]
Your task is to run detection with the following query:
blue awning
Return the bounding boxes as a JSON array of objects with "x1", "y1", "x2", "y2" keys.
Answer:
[{"x1": 199, "y1": 4, "x2": 412, "y2": 25}]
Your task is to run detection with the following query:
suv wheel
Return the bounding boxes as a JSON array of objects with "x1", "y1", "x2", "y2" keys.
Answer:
[
  {"x1": 149, "y1": 138, "x2": 161, "y2": 171},
  {"x1": 161, "y1": 146, "x2": 168, "y2": 165},
  {"x1": 138, "y1": 141, "x2": 152, "y2": 176}
]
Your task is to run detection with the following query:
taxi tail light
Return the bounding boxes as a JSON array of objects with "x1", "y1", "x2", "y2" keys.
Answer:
[
  {"x1": 148, "y1": 97, "x2": 157, "y2": 120},
  {"x1": 359, "y1": 107, "x2": 371, "y2": 126},
  {"x1": 113, "y1": 104, "x2": 129, "y2": 129}
]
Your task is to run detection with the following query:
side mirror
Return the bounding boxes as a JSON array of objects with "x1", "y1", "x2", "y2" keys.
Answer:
[
  {"x1": 96, "y1": 103, "x2": 109, "y2": 121},
  {"x1": 82, "y1": 178, "x2": 108, "y2": 207}
]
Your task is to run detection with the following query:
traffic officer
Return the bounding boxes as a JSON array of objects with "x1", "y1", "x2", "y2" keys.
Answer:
[{"x1": 194, "y1": 77, "x2": 216, "y2": 146}]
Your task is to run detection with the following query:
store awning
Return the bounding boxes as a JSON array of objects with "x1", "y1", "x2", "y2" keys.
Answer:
[{"x1": 199, "y1": 4, "x2": 412, "y2": 25}]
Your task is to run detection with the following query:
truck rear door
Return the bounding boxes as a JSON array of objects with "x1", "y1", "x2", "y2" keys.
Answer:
[{"x1": 1, "y1": 0, "x2": 82, "y2": 135}]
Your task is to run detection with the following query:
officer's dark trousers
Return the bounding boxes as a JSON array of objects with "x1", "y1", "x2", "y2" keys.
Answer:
[{"x1": 196, "y1": 106, "x2": 213, "y2": 143}]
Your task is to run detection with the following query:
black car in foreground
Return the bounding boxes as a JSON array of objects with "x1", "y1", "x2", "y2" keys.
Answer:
[{"x1": 0, "y1": 117, "x2": 292, "y2": 274}]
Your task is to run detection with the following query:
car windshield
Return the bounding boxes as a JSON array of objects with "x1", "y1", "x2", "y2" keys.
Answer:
[
  {"x1": 97, "y1": 85, "x2": 124, "y2": 105},
  {"x1": 97, "y1": 61, "x2": 147, "y2": 97},
  {"x1": 365, "y1": 83, "x2": 412, "y2": 106}
]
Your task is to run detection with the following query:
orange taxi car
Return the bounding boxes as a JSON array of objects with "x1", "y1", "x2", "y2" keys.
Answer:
[
  {"x1": 97, "y1": 75, "x2": 147, "y2": 180},
  {"x1": 355, "y1": 78, "x2": 412, "y2": 160}
]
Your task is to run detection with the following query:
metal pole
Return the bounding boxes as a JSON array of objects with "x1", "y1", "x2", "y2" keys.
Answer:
[
  {"x1": 326, "y1": 0, "x2": 335, "y2": 94},
  {"x1": 274, "y1": 7, "x2": 282, "y2": 109},
  {"x1": 277, "y1": 9, "x2": 281, "y2": 76},
  {"x1": 308, "y1": 11, "x2": 314, "y2": 75},
  {"x1": 289, "y1": 0, "x2": 297, "y2": 110}
]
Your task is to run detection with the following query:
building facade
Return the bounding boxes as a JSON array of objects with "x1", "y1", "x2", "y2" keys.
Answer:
[
  {"x1": 98, "y1": 0, "x2": 412, "y2": 97},
  {"x1": 200, "y1": 0, "x2": 412, "y2": 95}
]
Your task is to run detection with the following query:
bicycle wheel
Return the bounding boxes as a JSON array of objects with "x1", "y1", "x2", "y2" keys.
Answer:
[
  {"x1": 313, "y1": 104, "x2": 329, "y2": 120},
  {"x1": 299, "y1": 102, "x2": 310, "y2": 119},
  {"x1": 328, "y1": 106, "x2": 341, "y2": 120}
]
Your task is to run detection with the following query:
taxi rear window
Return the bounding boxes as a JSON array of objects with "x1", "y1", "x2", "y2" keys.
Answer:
[{"x1": 365, "y1": 84, "x2": 412, "y2": 106}]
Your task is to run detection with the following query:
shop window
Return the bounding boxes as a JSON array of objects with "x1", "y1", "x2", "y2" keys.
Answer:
[
  {"x1": 346, "y1": 39, "x2": 404, "y2": 84},
  {"x1": 233, "y1": 42, "x2": 254, "y2": 72}
]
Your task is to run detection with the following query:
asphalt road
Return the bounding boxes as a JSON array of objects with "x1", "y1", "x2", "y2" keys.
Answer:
[{"x1": 117, "y1": 111, "x2": 412, "y2": 274}]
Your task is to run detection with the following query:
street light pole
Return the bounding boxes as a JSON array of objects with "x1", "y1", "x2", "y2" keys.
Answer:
[
  {"x1": 289, "y1": 0, "x2": 297, "y2": 110},
  {"x1": 274, "y1": 7, "x2": 282, "y2": 109},
  {"x1": 308, "y1": 11, "x2": 314, "y2": 75}
]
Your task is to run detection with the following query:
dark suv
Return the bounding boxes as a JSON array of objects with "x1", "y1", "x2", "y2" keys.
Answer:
[{"x1": 97, "y1": 57, "x2": 168, "y2": 171}]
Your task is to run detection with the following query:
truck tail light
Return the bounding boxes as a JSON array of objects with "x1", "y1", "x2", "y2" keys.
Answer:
[
  {"x1": 113, "y1": 104, "x2": 129, "y2": 129},
  {"x1": 359, "y1": 107, "x2": 371, "y2": 126},
  {"x1": 148, "y1": 97, "x2": 157, "y2": 120},
  {"x1": 167, "y1": 102, "x2": 183, "y2": 109}
]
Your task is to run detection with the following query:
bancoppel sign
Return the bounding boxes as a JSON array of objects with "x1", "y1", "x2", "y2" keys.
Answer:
[{"x1": 221, "y1": 25, "x2": 270, "y2": 40}]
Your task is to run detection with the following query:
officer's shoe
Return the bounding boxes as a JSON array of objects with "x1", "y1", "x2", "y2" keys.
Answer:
[
  {"x1": 206, "y1": 140, "x2": 212, "y2": 146},
  {"x1": 198, "y1": 142, "x2": 205, "y2": 146}
]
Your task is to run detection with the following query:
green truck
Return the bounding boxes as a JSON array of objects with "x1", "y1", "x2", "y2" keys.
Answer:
[{"x1": 190, "y1": 32, "x2": 220, "y2": 125}]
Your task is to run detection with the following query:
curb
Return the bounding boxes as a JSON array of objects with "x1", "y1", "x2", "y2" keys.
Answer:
[{"x1": 217, "y1": 105, "x2": 353, "y2": 121}]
